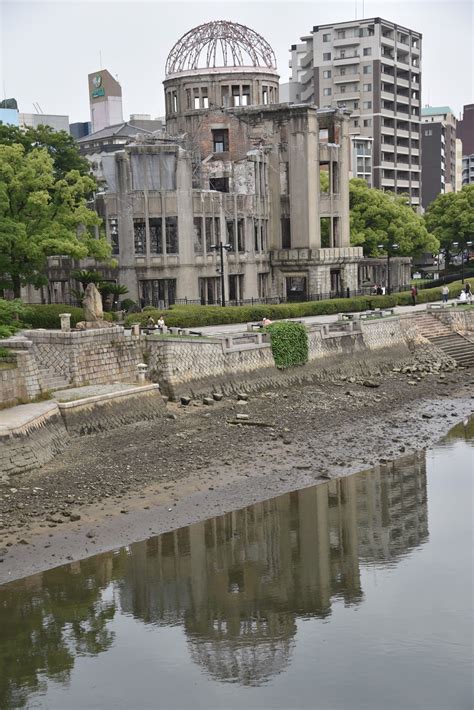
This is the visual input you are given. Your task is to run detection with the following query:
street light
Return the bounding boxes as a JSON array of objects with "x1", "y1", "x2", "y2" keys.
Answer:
[
  {"x1": 377, "y1": 242, "x2": 399, "y2": 295},
  {"x1": 210, "y1": 242, "x2": 232, "y2": 306},
  {"x1": 452, "y1": 241, "x2": 473, "y2": 282}
]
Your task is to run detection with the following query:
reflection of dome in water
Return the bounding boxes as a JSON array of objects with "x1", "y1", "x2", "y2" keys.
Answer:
[
  {"x1": 165, "y1": 20, "x2": 277, "y2": 76},
  {"x1": 185, "y1": 613, "x2": 296, "y2": 685}
]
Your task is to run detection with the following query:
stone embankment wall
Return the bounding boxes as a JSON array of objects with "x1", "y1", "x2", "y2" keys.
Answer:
[
  {"x1": 433, "y1": 309, "x2": 474, "y2": 335},
  {"x1": 146, "y1": 317, "x2": 411, "y2": 399},
  {"x1": 0, "y1": 402, "x2": 68, "y2": 482},
  {"x1": 1, "y1": 385, "x2": 164, "y2": 478}
]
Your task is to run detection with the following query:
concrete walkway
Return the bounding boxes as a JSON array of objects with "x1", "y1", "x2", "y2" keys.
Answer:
[{"x1": 196, "y1": 299, "x2": 458, "y2": 337}]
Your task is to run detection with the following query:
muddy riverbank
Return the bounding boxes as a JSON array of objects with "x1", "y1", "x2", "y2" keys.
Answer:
[{"x1": 1, "y1": 364, "x2": 473, "y2": 584}]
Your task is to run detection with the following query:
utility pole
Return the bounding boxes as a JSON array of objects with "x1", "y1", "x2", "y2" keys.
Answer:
[
  {"x1": 378, "y1": 242, "x2": 399, "y2": 295},
  {"x1": 210, "y1": 241, "x2": 232, "y2": 306}
]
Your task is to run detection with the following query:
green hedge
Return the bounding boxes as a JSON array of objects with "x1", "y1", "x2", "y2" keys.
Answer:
[
  {"x1": 123, "y1": 280, "x2": 467, "y2": 329},
  {"x1": 22, "y1": 304, "x2": 113, "y2": 330},
  {"x1": 267, "y1": 321, "x2": 308, "y2": 369}
]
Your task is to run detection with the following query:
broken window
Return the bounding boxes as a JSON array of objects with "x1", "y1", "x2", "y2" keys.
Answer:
[
  {"x1": 226, "y1": 220, "x2": 235, "y2": 250},
  {"x1": 281, "y1": 217, "x2": 291, "y2": 249},
  {"x1": 209, "y1": 177, "x2": 229, "y2": 192},
  {"x1": 202, "y1": 88, "x2": 209, "y2": 109},
  {"x1": 221, "y1": 85, "x2": 229, "y2": 107},
  {"x1": 205, "y1": 217, "x2": 214, "y2": 251},
  {"x1": 320, "y1": 217, "x2": 331, "y2": 248},
  {"x1": 254, "y1": 219, "x2": 260, "y2": 252},
  {"x1": 193, "y1": 217, "x2": 203, "y2": 254},
  {"x1": 109, "y1": 218, "x2": 119, "y2": 255},
  {"x1": 172, "y1": 92, "x2": 178, "y2": 112},
  {"x1": 133, "y1": 219, "x2": 146, "y2": 254},
  {"x1": 140, "y1": 279, "x2": 176, "y2": 308},
  {"x1": 242, "y1": 85, "x2": 250, "y2": 106},
  {"x1": 212, "y1": 129, "x2": 229, "y2": 153},
  {"x1": 186, "y1": 89, "x2": 191, "y2": 109},
  {"x1": 149, "y1": 218, "x2": 163, "y2": 254},
  {"x1": 262, "y1": 86, "x2": 268, "y2": 105},
  {"x1": 193, "y1": 89, "x2": 200, "y2": 110},
  {"x1": 165, "y1": 216, "x2": 178, "y2": 254},
  {"x1": 237, "y1": 218, "x2": 245, "y2": 252},
  {"x1": 232, "y1": 86, "x2": 241, "y2": 106},
  {"x1": 258, "y1": 272, "x2": 269, "y2": 298}
]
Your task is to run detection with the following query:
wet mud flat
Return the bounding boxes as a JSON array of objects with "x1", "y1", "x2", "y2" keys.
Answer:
[{"x1": 0, "y1": 366, "x2": 473, "y2": 584}]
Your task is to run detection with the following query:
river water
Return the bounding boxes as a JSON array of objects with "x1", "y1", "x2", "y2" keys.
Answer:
[{"x1": 0, "y1": 419, "x2": 472, "y2": 710}]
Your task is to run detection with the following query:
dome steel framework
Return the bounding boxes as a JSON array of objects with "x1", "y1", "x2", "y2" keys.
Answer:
[{"x1": 165, "y1": 21, "x2": 277, "y2": 76}]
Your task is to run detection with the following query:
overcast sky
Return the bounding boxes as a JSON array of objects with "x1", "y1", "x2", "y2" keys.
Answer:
[{"x1": 1, "y1": 0, "x2": 472, "y2": 124}]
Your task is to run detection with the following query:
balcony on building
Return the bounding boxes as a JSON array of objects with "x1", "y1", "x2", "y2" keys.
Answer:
[
  {"x1": 333, "y1": 53, "x2": 360, "y2": 66},
  {"x1": 334, "y1": 72, "x2": 361, "y2": 83}
]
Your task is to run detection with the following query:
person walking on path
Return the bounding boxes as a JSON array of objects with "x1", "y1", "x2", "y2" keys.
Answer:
[
  {"x1": 441, "y1": 284, "x2": 449, "y2": 303},
  {"x1": 411, "y1": 284, "x2": 418, "y2": 306},
  {"x1": 464, "y1": 282, "x2": 472, "y2": 303}
]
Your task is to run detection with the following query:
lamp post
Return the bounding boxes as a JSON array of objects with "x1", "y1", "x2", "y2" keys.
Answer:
[
  {"x1": 378, "y1": 242, "x2": 399, "y2": 295},
  {"x1": 452, "y1": 241, "x2": 473, "y2": 282},
  {"x1": 210, "y1": 242, "x2": 232, "y2": 306}
]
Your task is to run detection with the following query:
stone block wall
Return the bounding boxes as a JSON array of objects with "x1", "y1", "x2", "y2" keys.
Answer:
[
  {"x1": 434, "y1": 309, "x2": 474, "y2": 335},
  {"x1": 0, "y1": 363, "x2": 27, "y2": 406},
  {"x1": 22, "y1": 327, "x2": 142, "y2": 387},
  {"x1": 360, "y1": 318, "x2": 407, "y2": 350}
]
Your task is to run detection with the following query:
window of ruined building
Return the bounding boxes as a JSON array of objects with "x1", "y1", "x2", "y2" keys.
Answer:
[
  {"x1": 237, "y1": 218, "x2": 245, "y2": 251},
  {"x1": 269, "y1": 86, "x2": 275, "y2": 102},
  {"x1": 165, "y1": 216, "x2": 178, "y2": 254},
  {"x1": 205, "y1": 217, "x2": 214, "y2": 251},
  {"x1": 320, "y1": 217, "x2": 331, "y2": 248},
  {"x1": 221, "y1": 86, "x2": 230, "y2": 107},
  {"x1": 172, "y1": 92, "x2": 178, "y2": 112},
  {"x1": 242, "y1": 86, "x2": 250, "y2": 106},
  {"x1": 109, "y1": 218, "x2": 119, "y2": 255},
  {"x1": 193, "y1": 217, "x2": 203, "y2": 254},
  {"x1": 332, "y1": 162, "x2": 339, "y2": 193},
  {"x1": 320, "y1": 164, "x2": 330, "y2": 193},
  {"x1": 258, "y1": 272, "x2": 269, "y2": 298},
  {"x1": 319, "y1": 128, "x2": 329, "y2": 143},
  {"x1": 199, "y1": 277, "x2": 220, "y2": 305},
  {"x1": 212, "y1": 129, "x2": 229, "y2": 153},
  {"x1": 149, "y1": 218, "x2": 163, "y2": 254},
  {"x1": 260, "y1": 221, "x2": 267, "y2": 251},
  {"x1": 186, "y1": 89, "x2": 192, "y2": 109},
  {"x1": 133, "y1": 219, "x2": 146, "y2": 254},
  {"x1": 193, "y1": 89, "x2": 200, "y2": 109},
  {"x1": 214, "y1": 217, "x2": 221, "y2": 242},
  {"x1": 232, "y1": 86, "x2": 241, "y2": 106},
  {"x1": 209, "y1": 177, "x2": 229, "y2": 192},
  {"x1": 254, "y1": 219, "x2": 260, "y2": 252},
  {"x1": 226, "y1": 220, "x2": 235, "y2": 250},
  {"x1": 262, "y1": 87, "x2": 268, "y2": 104},
  {"x1": 281, "y1": 217, "x2": 291, "y2": 249},
  {"x1": 140, "y1": 279, "x2": 176, "y2": 308}
]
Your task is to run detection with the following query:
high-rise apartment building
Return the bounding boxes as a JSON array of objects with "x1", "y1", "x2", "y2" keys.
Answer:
[
  {"x1": 462, "y1": 154, "x2": 474, "y2": 185},
  {"x1": 289, "y1": 17, "x2": 422, "y2": 205},
  {"x1": 457, "y1": 104, "x2": 474, "y2": 156},
  {"x1": 420, "y1": 106, "x2": 457, "y2": 208}
]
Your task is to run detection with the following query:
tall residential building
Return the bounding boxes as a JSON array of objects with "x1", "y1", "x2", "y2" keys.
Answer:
[
  {"x1": 462, "y1": 154, "x2": 474, "y2": 185},
  {"x1": 289, "y1": 17, "x2": 422, "y2": 205},
  {"x1": 457, "y1": 104, "x2": 474, "y2": 155},
  {"x1": 420, "y1": 106, "x2": 457, "y2": 208},
  {"x1": 88, "y1": 69, "x2": 123, "y2": 134}
]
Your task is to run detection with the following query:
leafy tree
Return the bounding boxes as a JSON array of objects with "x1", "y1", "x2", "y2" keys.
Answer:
[
  {"x1": 424, "y1": 185, "x2": 474, "y2": 265},
  {"x1": 0, "y1": 144, "x2": 110, "y2": 297},
  {"x1": 349, "y1": 179, "x2": 438, "y2": 256},
  {"x1": 0, "y1": 123, "x2": 90, "y2": 179}
]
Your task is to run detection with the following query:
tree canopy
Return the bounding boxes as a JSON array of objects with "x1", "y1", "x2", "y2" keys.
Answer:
[
  {"x1": 0, "y1": 144, "x2": 110, "y2": 296},
  {"x1": 0, "y1": 124, "x2": 90, "y2": 179},
  {"x1": 349, "y1": 179, "x2": 438, "y2": 257},
  {"x1": 424, "y1": 185, "x2": 474, "y2": 260}
]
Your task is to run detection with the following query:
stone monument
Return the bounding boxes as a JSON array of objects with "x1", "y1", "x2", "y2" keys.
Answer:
[{"x1": 75, "y1": 283, "x2": 114, "y2": 329}]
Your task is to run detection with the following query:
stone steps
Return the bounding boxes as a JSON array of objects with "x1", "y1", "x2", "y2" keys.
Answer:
[
  {"x1": 430, "y1": 334, "x2": 474, "y2": 367},
  {"x1": 414, "y1": 314, "x2": 453, "y2": 339},
  {"x1": 38, "y1": 368, "x2": 70, "y2": 392}
]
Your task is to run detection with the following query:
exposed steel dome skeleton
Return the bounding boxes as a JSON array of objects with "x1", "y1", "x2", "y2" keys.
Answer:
[{"x1": 165, "y1": 21, "x2": 277, "y2": 76}]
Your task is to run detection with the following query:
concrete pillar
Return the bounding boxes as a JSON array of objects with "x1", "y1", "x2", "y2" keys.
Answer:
[{"x1": 288, "y1": 109, "x2": 321, "y2": 249}]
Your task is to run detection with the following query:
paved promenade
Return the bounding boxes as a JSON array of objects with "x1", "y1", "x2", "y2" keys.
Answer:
[{"x1": 197, "y1": 299, "x2": 456, "y2": 337}]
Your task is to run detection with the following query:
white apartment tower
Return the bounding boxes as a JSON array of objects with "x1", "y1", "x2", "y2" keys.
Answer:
[{"x1": 289, "y1": 17, "x2": 422, "y2": 205}]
